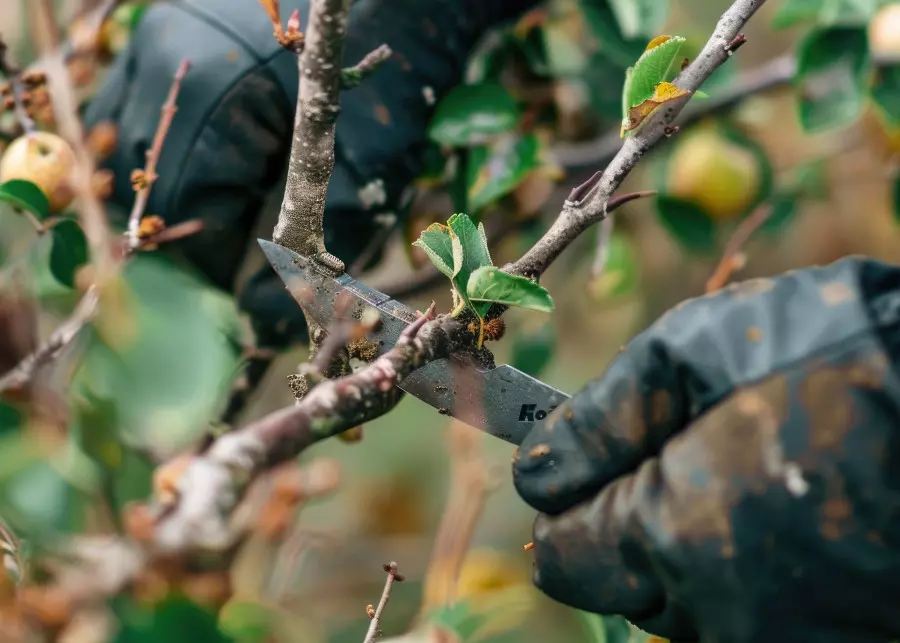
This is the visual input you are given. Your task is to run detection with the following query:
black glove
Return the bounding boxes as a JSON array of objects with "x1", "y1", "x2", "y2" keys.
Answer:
[
  {"x1": 513, "y1": 256, "x2": 900, "y2": 643},
  {"x1": 83, "y1": 0, "x2": 539, "y2": 349}
]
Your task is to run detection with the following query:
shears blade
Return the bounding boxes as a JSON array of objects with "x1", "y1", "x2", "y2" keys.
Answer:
[{"x1": 258, "y1": 240, "x2": 570, "y2": 446}]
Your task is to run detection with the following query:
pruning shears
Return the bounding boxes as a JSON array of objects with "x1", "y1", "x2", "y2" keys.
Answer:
[{"x1": 258, "y1": 239, "x2": 570, "y2": 446}]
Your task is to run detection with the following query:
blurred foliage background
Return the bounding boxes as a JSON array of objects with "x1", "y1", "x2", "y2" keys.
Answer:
[{"x1": 1, "y1": 0, "x2": 899, "y2": 641}]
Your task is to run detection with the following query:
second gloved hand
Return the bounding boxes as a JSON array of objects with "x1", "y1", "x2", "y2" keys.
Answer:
[{"x1": 513, "y1": 256, "x2": 900, "y2": 643}]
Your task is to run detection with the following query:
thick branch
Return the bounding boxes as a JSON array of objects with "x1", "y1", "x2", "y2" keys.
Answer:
[
  {"x1": 508, "y1": 0, "x2": 768, "y2": 278},
  {"x1": 271, "y1": 0, "x2": 350, "y2": 267},
  {"x1": 152, "y1": 311, "x2": 469, "y2": 553}
]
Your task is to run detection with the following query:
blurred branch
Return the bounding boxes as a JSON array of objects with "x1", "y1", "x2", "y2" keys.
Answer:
[
  {"x1": 28, "y1": 0, "x2": 116, "y2": 282},
  {"x1": 508, "y1": 0, "x2": 768, "y2": 278},
  {"x1": 421, "y1": 421, "x2": 497, "y2": 611},
  {"x1": 363, "y1": 562, "x2": 405, "y2": 643},
  {"x1": 149, "y1": 304, "x2": 480, "y2": 553},
  {"x1": 705, "y1": 203, "x2": 773, "y2": 293},
  {"x1": 0, "y1": 287, "x2": 98, "y2": 394},
  {"x1": 126, "y1": 59, "x2": 191, "y2": 248}
]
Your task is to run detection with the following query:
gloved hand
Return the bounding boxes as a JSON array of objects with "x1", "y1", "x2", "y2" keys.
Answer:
[
  {"x1": 513, "y1": 256, "x2": 900, "y2": 643},
  {"x1": 83, "y1": 0, "x2": 538, "y2": 349}
]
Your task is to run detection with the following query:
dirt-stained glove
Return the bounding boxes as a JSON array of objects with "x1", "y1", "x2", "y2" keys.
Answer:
[
  {"x1": 83, "y1": 0, "x2": 538, "y2": 349},
  {"x1": 513, "y1": 255, "x2": 900, "y2": 643}
]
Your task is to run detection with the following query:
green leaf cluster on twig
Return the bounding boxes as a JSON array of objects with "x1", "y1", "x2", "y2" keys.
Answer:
[{"x1": 412, "y1": 212, "x2": 553, "y2": 347}]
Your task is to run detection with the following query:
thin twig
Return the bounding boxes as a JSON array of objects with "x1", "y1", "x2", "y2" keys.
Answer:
[
  {"x1": 28, "y1": 0, "x2": 116, "y2": 282},
  {"x1": 126, "y1": 60, "x2": 191, "y2": 248},
  {"x1": 421, "y1": 419, "x2": 496, "y2": 611},
  {"x1": 0, "y1": 287, "x2": 98, "y2": 394},
  {"x1": 342, "y1": 44, "x2": 393, "y2": 89},
  {"x1": 705, "y1": 203, "x2": 773, "y2": 293},
  {"x1": 507, "y1": 0, "x2": 768, "y2": 279},
  {"x1": 363, "y1": 562, "x2": 405, "y2": 643}
]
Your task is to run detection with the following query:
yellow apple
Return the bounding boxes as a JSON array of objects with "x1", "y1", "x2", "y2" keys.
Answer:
[
  {"x1": 666, "y1": 125, "x2": 762, "y2": 222},
  {"x1": 0, "y1": 132, "x2": 77, "y2": 213},
  {"x1": 869, "y1": 3, "x2": 900, "y2": 56}
]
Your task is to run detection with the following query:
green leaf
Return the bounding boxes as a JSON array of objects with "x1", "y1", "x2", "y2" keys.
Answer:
[
  {"x1": 71, "y1": 254, "x2": 242, "y2": 456},
  {"x1": 771, "y1": 0, "x2": 877, "y2": 29},
  {"x1": 654, "y1": 195, "x2": 718, "y2": 254},
  {"x1": 511, "y1": 321, "x2": 556, "y2": 378},
  {"x1": 542, "y1": 14, "x2": 590, "y2": 76},
  {"x1": 583, "y1": 50, "x2": 634, "y2": 121},
  {"x1": 448, "y1": 213, "x2": 494, "y2": 316},
  {"x1": 112, "y1": 596, "x2": 231, "y2": 643},
  {"x1": 0, "y1": 179, "x2": 50, "y2": 221},
  {"x1": 427, "y1": 83, "x2": 520, "y2": 147},
  {"x1": 412, "y1": 223, "x2": 455, "y2": 277},
  {"x1": 467, "y1": 133, "x2": 542, "y2": 212},
  {"x1": 622, "y1": 35, "x2": 687, "y2": 117},
  {"x1": 467, "y1": 266, "x2": 554, "y2": 312},
  {"x1": 577, "y1": 611, "x2": 608, "y2": 643},
  {"x1": 772, "y1": 0, "x2": 827, "y2": 28},
  {"x1": 608, "y1": 0, "x2": 670, "y2": 39},
  {"x1": 1, "y1": 459, "x2": 93, "y2": 537},
  {"x1": 871, "y1": 64, "x2": 900, "y2": 130},
  {"x1": 0, "y1": 403, "x2": 22, "y2": 435},
  {"x1": 49, "y1": 219, "x2": 89, "y2": 288},
  {"x1": 579, "y1": 0, "x2": 647, "y2": 69},
  {"x1": 424, "y1": 588, "x2": 531, "y2": 643},
  {"x1": 589, "y1": 232, "x2": 641, "y2": 300},
  {"x1": 467, "y1": 33, "x2": 517, "y2": 83},
  {"x1": 790, "y1": 158, "x2": 830, "y2": 200},
  {"x1": 794, "y1": 26, "x2": 869, "y2": 133},
  {"x1": 219, "y1": 600, "x2": 278, "y2": 643}
]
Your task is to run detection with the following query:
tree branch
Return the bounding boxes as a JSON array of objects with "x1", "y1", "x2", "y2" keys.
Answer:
[
  {"x1": 28, "y1": 0, "x2": 116, "y2": 283},
  {"x1": 271, "y1": 0, "x2": 350, "y2": 270},
  {"x1": 507, "y1": 0, "x2": 768, "y2": 279},
  {"x1": 0, "y1": 287, "x2": 98, "y2": 394},
  {"x1": 151, "y1": 306, "x2": 474, "y2": 553}
]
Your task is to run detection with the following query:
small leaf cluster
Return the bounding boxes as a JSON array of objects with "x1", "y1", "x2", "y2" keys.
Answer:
[
  {"x1": 0, "y1": 179, "x2": 88, "y2": 288},
  {"x1": 416, "y1": 0, "x2": 673, "y2": 225},
  {"x1": 620, "y1": 35, "x2": 690, "y2": 136},
  {"x1": 769, "y1": 0, "x2": 897, "y2": 133},
  {"x1": 412, "y1": 212, "x2": 553, "y2": 342}
]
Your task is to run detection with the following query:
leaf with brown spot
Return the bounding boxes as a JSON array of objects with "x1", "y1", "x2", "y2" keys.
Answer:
[{"x1": 622, "y1": 81, "x2": 692, "y2": 134}]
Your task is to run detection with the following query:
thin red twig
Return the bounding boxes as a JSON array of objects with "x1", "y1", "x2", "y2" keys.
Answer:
[
  {"x1": 126, "y1": 59, "x2": 191, "y2": 248},
  {"x1": 705, "y1": 203, "x2": 773, "y2": 294}
]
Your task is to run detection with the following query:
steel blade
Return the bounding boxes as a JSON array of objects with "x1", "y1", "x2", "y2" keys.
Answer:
[{"x1": 258, "y1": 239, "x2": 570, "y2": 444}]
